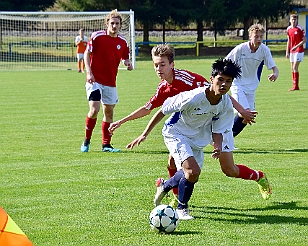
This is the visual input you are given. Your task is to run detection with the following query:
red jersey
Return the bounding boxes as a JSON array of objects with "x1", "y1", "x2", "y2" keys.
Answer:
[
  {"x1": 87, "y1": 30, "x2": 130, "y2": 87},
  {"x1": 287, "y1": 25, "x2": 305, "y2": 53},
  {"x1": 145, "y1": 68, "x2": 209, "y2": 110}
]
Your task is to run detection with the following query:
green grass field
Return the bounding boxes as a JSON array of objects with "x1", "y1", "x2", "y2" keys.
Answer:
[{"x1": 1, "y1": 55, "x2": 308, "y2": 245}]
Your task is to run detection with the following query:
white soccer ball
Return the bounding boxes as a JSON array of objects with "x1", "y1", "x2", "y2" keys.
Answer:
[{"x1": 149, "y1": 204, "x2": 179, "y2": 233}]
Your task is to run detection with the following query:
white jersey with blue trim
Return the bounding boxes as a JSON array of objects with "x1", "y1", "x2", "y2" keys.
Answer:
[
  {"x1": 226, "y1": 42, "x2": 276, "y2": 93},
  {"x1": 161, "y1": 87, "x2": 234, "y2": 149}
]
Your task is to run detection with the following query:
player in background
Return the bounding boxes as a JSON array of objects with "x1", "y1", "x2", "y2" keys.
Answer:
[
  {"x1": 109, "y1": 44, "x2": 256, "y2": 206},
  {"x1": 153, "y1": 58, "x2": 272, "y2": 220},
  {"x1": 226, "y1": 23, "x2": 279, "y2": 137},
  {"x1": 75, "y1": 29, "x2": 88, "y2": 73},
  {"x1": 286, "y1": 14, "x2": 306, "y2": 91},
  {"x1": 80, "y1": 9, "x2": 133, "y2": 153}
]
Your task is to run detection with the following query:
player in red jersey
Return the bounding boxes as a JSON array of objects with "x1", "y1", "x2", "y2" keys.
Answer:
[
  {"x1": 109, "y1": 44, "x2": 256, "y2": 206},
  {"x1": 286, "y1": 14, "x2": 306, "y2": 91},
  {"x1": 80, "y1": 9, "x2": 133, "y2": 153}
]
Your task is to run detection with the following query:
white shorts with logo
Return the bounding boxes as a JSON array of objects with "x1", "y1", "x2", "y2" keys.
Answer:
[
  {"x1": 85, "y1": 82, "x2": 118, "y2": 105},
  {"x1": 289, "y1": 52, "x2": 304, "y2": 62},
  {"x1": 164, "y1": 131, "x2": 234, "y2": 171},
  {"x1": 230, "y1": 85, "x2": 255, "y2": 111},
  {"x1": 77, "y1": 53, "x2": 84, "y2": 60}
]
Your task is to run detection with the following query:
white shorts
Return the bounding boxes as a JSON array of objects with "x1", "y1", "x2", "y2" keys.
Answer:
[
  {"x1": 289, "y1": 52, "x2": 304, "y2": 62},
  {"x1": 77, "y1": 53, "x2": 84, "y2": 60},
  {"x1": 220, "y1": 131, "x2": 235, "y2": 152},
  {"x1": 230, "y1": 86, "x2": 255, "y2": 111},
  {"x1": 164, "y1": 136, "x2": 205, "y2": 171},
  {"x1": 164, "y1": 131, "x2": 234, "y2": 171},
  {"x1": 85, "y1": 82, "x2": 118, "y2": 105}
]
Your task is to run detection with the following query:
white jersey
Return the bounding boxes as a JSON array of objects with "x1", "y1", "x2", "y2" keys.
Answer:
[
  {"x1": 226, "y1": 42, "x2": 276, "y2": 93},
  {"x1": 161, "y1": 87, "x2": 234, "y2": 149}
]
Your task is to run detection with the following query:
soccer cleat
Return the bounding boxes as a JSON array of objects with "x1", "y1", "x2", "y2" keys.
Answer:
[
  {"x1": 102, "y1": 144, "x2": 120, "y2": 153},
  {"x1": 288, "y1": 87, "x2": 299, "y2": 91},
  {"x1": 176, "y1": 208, "x2": 194, "y2": 220},
  {"x1": 78, "y1": 69, "x2": 82, "y2": 73},
  {"x1": 257, "y1": 172, "x2": 272, "y2": 200},
  {"x1": 154, "y1": 178, "x2": 167, "y2": 207},
  {"x1": 169, "y1": 194, "x2": 178, "y2": 208},
  {"x1": 80, "y1": 142, "x2": 90, "y2": 152}
]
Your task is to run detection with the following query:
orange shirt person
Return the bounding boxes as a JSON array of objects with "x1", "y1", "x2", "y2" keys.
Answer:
[{"x1": 75, "y1": 29, "x2": 88, "y2": 73}]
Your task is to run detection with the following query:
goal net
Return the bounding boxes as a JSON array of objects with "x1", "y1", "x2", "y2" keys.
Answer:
[{"x1": 0, "y1": 11, "x2": 135, "y2": 71}]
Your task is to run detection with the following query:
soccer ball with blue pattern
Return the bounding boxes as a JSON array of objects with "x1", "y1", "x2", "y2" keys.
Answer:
[{"x1": 149, "y1": 204, "x2": 179, "y2": 233}]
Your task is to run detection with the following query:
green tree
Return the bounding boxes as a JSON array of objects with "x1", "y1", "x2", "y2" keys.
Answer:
[
  {"x1": 0, "y1": 0, "x2": 56, "y2": 11},
  {"x1": 231, "y1": 0, "x2": 292, "y2": 39}
]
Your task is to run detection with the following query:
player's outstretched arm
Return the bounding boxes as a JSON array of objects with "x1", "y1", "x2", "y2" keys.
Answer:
[
  {"x1": 211, "y1": 133, "x2": 223, "y2": 160},
  {"x1": 126, "y1": 109, "x2": 165, "y2": 150},
  {"x1": 228, "y1": 95, "x2": 257, "y2": 125},
  {"x1": 109, "y1": 106, "x2": 152, "y2": 134}
]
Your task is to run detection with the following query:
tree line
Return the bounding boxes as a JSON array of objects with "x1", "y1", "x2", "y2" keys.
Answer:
[{"x1": 0, "y1": 0, "x2": 306, "y2": 41}]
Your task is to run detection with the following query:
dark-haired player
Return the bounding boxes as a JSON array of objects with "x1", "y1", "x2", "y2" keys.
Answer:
[
  {"x1": 153, "y1": 58, "x2": 272, "y2": 220},
  {"x1": 109, "y1": 44, "x2": 256, "y2": 207}
]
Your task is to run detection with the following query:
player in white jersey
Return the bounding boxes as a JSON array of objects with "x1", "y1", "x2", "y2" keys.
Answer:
[
  {"x1": 153, "y1": 58, "x2": 272, "y2": 220},
  {"x1": 226, "y1": 23, "x2": 279, "y2": 137}
]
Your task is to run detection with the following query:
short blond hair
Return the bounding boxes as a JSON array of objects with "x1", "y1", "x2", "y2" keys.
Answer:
[
  {"x1": 106, "y1": 9, "x2": 122, "y2": 25},
  {"x1": 248, "y1": 24, "x2": 265, "y2": 35},
  {"x1": 151, "y1": 44, "x2": 175, "y2": 64},
  {"x1": 290, "y1": 14, "x2": 298, "y2": 19}
]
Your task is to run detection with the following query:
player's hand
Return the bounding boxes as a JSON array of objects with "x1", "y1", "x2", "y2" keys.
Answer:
[
  {"x1": 211, "y1": 143, "x2": 221, "y2": 160},
  {"x1": 86, "y1": 73, "x2": 95, "y2": 84},
  {"x1": 239, "y1": 110, "x2": 258, "y2": 125},
  {"x1": 126, "y1": 135, "x2": 146, "y2": 150},
  {"x1": 268, "y1": 73, "x2": 277, "y2": 82},
  {"x1": 108, "y1": 121, "x2": 122, "y2": 134},
  {"x1": 124, "y1": 60, "x2": 133, "y2": 71}
]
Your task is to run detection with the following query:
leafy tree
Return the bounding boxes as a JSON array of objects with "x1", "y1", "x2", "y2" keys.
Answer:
[
  {"x1": 231, "y1": 0, "x2": 292, "y2": 39},
  {"x1": 0, "y1": 0, "x2": 56, "y2": 11}
]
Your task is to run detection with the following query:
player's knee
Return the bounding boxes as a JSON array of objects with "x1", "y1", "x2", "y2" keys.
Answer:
[
  {"x1": 88, "y1": 108, "x2": 99, "y2": 117},
  {"x1": 184, "y1": 169, "x2": 200, "y2": 183}
]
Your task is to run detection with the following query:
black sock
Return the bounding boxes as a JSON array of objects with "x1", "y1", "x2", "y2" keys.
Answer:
[
  {"x1": 177, "y1": 177, "x2": 195, "y2": 209},
  {"x1": 233, "y1": 114, "x2": 247, "y2": 137},
  {"x1": 164, "y1": 170, "x2": 184, "y2": 192}
]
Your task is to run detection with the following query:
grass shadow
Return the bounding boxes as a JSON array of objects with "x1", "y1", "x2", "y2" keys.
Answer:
[{"x1": 191, "y1": 201, "x2": 308, "y2": 225}]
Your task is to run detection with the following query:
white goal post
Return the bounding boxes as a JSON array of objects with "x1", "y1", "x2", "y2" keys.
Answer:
[{"x1": 0, "y1": 11, "x2": 135, "y2": 71}]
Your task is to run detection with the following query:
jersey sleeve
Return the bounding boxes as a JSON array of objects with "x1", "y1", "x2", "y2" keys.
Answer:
[
  {"x1": 122, "y1": 43, "x2": 130, "y2": 60},
  {"x1": 263, "y1": 46, "x2": 276, "y2": 70},
  {"x1": 144, "y1": 82, "x2": 168, "y2": 110},
  {"x1": 161, "y1": 90, "x2": 194, "y2": 116}
]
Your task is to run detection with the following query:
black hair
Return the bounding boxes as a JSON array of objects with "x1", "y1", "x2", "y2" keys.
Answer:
[{"x1": 211, "y1": 58, "x2": 242, "y2": 80}]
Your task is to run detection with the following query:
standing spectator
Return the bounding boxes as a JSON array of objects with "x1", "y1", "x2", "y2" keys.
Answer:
[
  {"x1": 75, "y1": 29, "x2": 88, "y2": 73},
  {"x1": 81, "y1": 9, "x2": 133, "y2": 153},
  {"x1": 226, "y1": 23, "x2": 279, "y2": 137},
  {"x1": 286, "y1": 14, "x2": 306, "y2": 91}
]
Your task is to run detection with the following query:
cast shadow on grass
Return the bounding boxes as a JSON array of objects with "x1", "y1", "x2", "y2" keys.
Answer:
[
  {"x1": 190, "y1": 201, "x2": 308, "y2": 225},
  {"x1": 204, "y1": 148, "x2": 308, "y2": 155}
]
